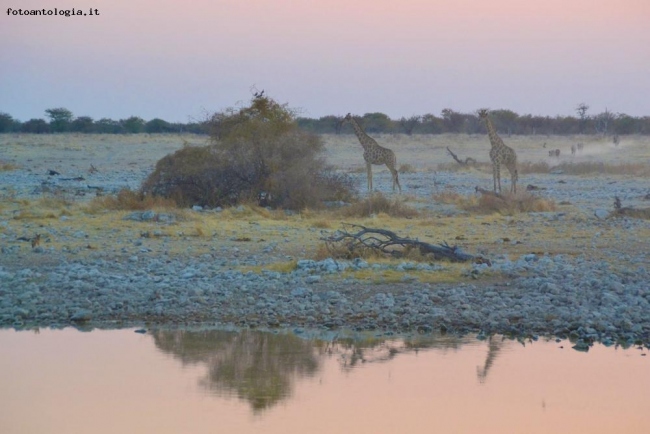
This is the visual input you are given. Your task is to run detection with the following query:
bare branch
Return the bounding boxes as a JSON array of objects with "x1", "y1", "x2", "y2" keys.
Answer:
[{"x1": 321, "y1": 223, "x2": 486, "y2": 263}]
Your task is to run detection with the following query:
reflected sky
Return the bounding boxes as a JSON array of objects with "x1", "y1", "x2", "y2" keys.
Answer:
[{"x1": 1, "y1": 328, "x2": 649, "y2": 433}]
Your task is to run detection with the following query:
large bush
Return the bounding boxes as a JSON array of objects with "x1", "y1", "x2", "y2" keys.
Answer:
[{"x1": 141, "y1": 94, "x2": 355, "y2": 209}]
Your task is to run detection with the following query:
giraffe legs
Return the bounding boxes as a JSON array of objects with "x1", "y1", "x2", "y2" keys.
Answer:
[
  {"x1": 389, "y1": 166, "x2": 402, "y2": 193},
  {"x1": 507, "y1": 166, "x2": 518, "y2": 195},
  {"x1": 492, "y1": 163, "x2": 501, "y2": 193},
  {"x1": 366, "y1": 162, "x2": 373, "y2": 191}
]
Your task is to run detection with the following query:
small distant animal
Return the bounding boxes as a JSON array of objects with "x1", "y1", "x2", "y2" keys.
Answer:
[
  {"x1": 576, "y1": 143, "x2": 584, "y2": 151},
  {"x1": 31, "y1": 234, "x2": 41, "y2": 249},
  {"x1": 254, "y1": 90, "x2": 265, "y2": 99},
  {"x1": 549, "y1": 149, "x2": 560, "y2": 158},
  {"x1": 542, "y1": 142, "x2": 547, "y2": 148},
  {"x1": 47, "y1": 169, "x2": 60, "y2": 176},
  {"x1": 613, "y1": 134, "x2": 620, "y2": 146}
]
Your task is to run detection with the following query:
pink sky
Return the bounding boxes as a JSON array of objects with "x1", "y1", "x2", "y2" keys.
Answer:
[{"x1": 2, "y1": 0, "x2": 649, "y2": 122}]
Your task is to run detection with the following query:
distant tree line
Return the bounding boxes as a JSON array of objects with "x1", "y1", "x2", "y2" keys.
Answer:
[
  {"x1": 1, "y1": 104, "x2": 649, "y2": 135},
  {"x1": 0, "y1": 108, "x2": 205, "y2": 134}
]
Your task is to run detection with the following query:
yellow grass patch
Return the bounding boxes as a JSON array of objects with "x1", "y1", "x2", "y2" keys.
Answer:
[
  {"x1": 0, "y1": 160, "x2": 19, "y2": 171},
  {"x1": 339, "y1": 192, "x2": 419, "y2": 218}
]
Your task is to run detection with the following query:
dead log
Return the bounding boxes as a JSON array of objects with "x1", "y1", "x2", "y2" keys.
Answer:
[
  {"x1": 321, "y1": 223, "x2": 488, "y2": 264},
  {"x1": 446, "y1": 147, "x2": 477, "y2": 166}
]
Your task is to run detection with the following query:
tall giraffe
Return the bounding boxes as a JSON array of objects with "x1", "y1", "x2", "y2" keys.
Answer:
[
  {"x1": 341, "y1": 113, "x2": 401, "y2": 192},
  {"x1": 478, "y1": 109, "x2": 518, "y2": 194}
]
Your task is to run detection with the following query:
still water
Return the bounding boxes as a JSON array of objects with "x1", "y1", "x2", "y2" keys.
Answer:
[{"x1": 1, "y1": 328, "x2": 648, "y2": 434}]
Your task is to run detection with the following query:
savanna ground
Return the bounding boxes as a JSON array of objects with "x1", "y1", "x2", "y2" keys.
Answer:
[{"x1": 1, "y1": 132, "x2": 649, "y2": 284}]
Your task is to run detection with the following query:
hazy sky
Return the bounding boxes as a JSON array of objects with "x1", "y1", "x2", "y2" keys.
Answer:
[{"x1": 2, "y1": 0, "x2": 649, "y2": 122}]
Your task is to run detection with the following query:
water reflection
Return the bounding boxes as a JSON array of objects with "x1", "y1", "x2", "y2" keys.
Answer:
[
  {"x1": 1, "y1": 328, "x2": 649, "y2": 434},
  {"x1": 152, "y1": 329, "x2": 320, "y2": 411},
  {"x1": 476, "y1": 335, "x2": 504, "y2": 383},
  {"x1": 150, "y1": 329, "x2": 482, "y2": 411}
]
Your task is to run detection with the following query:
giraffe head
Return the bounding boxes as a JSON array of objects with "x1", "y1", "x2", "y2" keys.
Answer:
[
  {"x1": 338, "y1": 113, "x2": 353, "y2": 129},
  {"x1": 477, "y1": 108, "x2": 489, "y2": 120}
]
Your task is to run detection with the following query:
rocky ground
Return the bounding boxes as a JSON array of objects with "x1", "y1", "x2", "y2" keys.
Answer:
[{"x1": 1, "y1": 133, "x2": 650, "y2": 348}]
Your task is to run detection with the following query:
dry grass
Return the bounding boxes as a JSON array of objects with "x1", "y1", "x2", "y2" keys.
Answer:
[
  {"x1": 399, "y1": 163, "x2": 416, "y2": 174},
  {"x1": 11, "y1": 197, "x2": 75, "y2": 220},
  {"x1": 86, "y1": 189, "x2": 179, "y2": 212},
  {"x1": 311, "y1": 220, "x2": 333, "y2": 229},
  {"x1": 0, "y1": 160, "x2": 19, "y2": 171},
  {"x1": 339, "y1": 192, "x2": 419, "y2": 218},
  {"x1": 434, "y1": 191, "x2": 556, "y2": 215},
  {"x1": 519, "y1": 161, "x2": 650, "y2": 176}
]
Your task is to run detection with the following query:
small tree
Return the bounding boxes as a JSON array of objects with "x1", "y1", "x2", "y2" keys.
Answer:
[
  {"x1": 361, "y1": 112, "x2": 393, "y2": 133},
  {"x1": 0, "y1": 112, "x2": 15, "y2": 132},
  {"x1": 70, "y1": 116, "x2": 95, "y2": 133},
  {"x1": 21, "y1": 118, "x2": 50, "y2": 133},
  {"x1": 594, "y1": 108, "x2": 615, "y2": 136},
  {"x1": 122, "y1": 116, "x2": 145, "y2": 134},
  {"x1": 398, "y1": 115, "x2": 421, "y2": 135},
  {"x1": 145, "y1": 118, "x2": 173, "y2": 133},
  {"x1": 45, "y1": 107, "x2": 73, "y2": 132},
  {"x1": 95, "y1": 118, "x2": 124, "y2": 134},
  {"x1": 441, "y1": 108, "x2": 465, "y2": 133},
  {"x1": 576, "y1": 103, "x2": 589, "y2": 134},
  {"x1": 142, "y1": 94, "x2": 355, "y2": 209}
]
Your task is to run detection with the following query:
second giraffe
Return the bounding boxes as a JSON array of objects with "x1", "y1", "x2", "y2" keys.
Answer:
[
  {"x1": 478, "y1": 109, "x2": 518, "y2": 194},
  {"x1": 341, "y1": 113, "x2": 402, "y2": 193}
]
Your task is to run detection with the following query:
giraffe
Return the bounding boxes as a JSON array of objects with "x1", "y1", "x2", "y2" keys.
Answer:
[
  {"x1": 478, "y1": 109, "x2": 518, "y2": 194},
  {"x1": 341, "y1": 113, "x2": 401, "y2": 192}
]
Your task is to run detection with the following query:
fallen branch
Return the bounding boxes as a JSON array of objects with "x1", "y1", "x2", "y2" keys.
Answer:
[
  {"x1": 446, "y1": 147, "x2": 477, "y2": 166},
  {"x1": 321, "y1": 223, "x2": 488, "y2": 264}
]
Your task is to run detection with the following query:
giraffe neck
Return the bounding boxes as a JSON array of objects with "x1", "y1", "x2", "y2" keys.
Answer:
[
  {"x1": 348, "y1": 117, "x2": 373, "y2": 150},
  {"x1": 484, "y1": 117, "x2": 503, "y2": 149}
]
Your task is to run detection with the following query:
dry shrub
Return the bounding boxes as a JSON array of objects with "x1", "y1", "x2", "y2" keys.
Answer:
[
  {"x1": 311, "y1": 220, "x2": 333, "y2": 229},
  {"x1": 432, "y1": 191, "x2": 479, "y2": 210},
  {"x1": 399, "y1": 163, "x2": 416, "y2": 174},
  {"x1": 87, "y1": 188, "x2": 178, "y2": 212},
  {"x1": 432, "y1": 191, "x2": 464, "y2": 204},
  {"x1": 141, "y1": 94, "x2": 356, "y2": 209},
  {"x1": 340, "y1": 192, "x2": 419, "y2": 218},
  {"x1": 462, "y1": 192, "x2": 556, "y2": 215},
  {"x1": 0, "y1": 161, "x2": 19, "y2": 171}
]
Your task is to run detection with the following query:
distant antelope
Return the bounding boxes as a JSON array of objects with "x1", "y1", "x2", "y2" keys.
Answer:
[
  {"x1": 613, "y1": 134, "x2": 620, "y2": 146},
  {"x1": 31, "y1": 234, "x2": 41, "y2": 249},
  {"x1": 549, "y1": 149, "x2": 560, "y2": 158}
]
